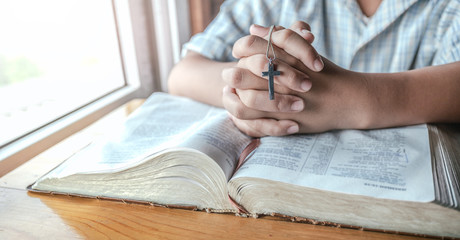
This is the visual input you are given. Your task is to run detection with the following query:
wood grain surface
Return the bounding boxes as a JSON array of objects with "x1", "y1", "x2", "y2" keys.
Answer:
[{"x1": 0, "y1": 188, "x2": 428, "y2": 240}]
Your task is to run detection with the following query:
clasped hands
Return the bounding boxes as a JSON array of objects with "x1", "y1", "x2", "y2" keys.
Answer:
[{"x1": 222, "y1": 21, "x2": 373, "y2": 137}]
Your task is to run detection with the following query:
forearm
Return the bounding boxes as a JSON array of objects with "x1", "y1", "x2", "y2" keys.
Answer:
[
  {"x1": 168, "y1": 52, "x2": 237, "y2": 107},
  {"x1": 364, "y1": 61, "x2": 460, "y2": 128}
]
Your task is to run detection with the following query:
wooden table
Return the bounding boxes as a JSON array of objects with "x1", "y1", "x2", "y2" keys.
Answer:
[{"x1": 0, "y1": 100, "x2": 427, "y2": 239}]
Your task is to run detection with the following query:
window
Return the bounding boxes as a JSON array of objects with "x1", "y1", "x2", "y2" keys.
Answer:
[
  {"x1": 0, "y1": 0, "x2": 221, "y2": 176},
  {"x1": 0, "y1": 0, "x2": 126, "y2": 147},
  {"x1": 0, "y1": 0, "x2": 158, "y2": 175}
]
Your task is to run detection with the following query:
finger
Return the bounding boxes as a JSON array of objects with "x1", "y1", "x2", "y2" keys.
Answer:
[
  {"x1": 222, "y1": 66, "x2": 294, "y2": 95},
  {"x1": 228, "y1": 114, "x2": 264, "y2": 137},
  {"x1": 232, "y1": 34, "x2": 313, "y2": 74},
  {"x1": 290, "y1": 20, "x2": 311, "y2": 31},
  {"x1": 222, "y1": 85, "x2": 266, "y2": 120},
  {"x1": 250, "y1": 22, "x2": 315, "y2": 44},
  {"x1": 237, "y1": 54, "x2": 312, "y2": 92},
  {"x1": 236, "y1": 88, "x2": 304, "y2": 113},
  {"x1": 233, "y1": 35, "x2": 300, "y2": 69},
  {"x1": 229, "y1": 114, "x2": 299, "y2": 137},
  {"x1": 249, "y1": 24, "x2": 285, "y2": 38},
  {"x1": 289, "y1": 20, "x2": 315, "y2": 44},
  {"x1": 222, "y1": 66, "x2": 268, "y2": 91},
  {"x1": 271, "y1": 29, "x2": 324, "y2": 72}
]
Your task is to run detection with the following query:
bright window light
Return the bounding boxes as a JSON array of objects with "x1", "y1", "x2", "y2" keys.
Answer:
[{"x1": 0, "y1": 0, "x2": 126, "y2": 147}]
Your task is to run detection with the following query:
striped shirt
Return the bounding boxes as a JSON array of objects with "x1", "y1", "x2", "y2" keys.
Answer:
[{"x1": 182, "y1": 0, "x2": 460, "y2": 73}]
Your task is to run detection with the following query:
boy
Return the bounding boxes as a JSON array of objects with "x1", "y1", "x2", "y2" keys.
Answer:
[{"x1": 168, "y1": 0, "x2": 460, "y2": 137}]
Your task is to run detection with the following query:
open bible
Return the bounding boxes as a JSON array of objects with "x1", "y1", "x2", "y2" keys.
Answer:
[{"x1": 29, "y1": 93, "x2": 460, "y2": 238}]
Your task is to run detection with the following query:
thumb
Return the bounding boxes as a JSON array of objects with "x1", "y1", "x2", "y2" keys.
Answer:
[
  {"x1": 249, "y1": 24, "x2": 285, "y2": 39},
  {"x1": 249, "y1": 24, "x2": 314, "y2": 43}
]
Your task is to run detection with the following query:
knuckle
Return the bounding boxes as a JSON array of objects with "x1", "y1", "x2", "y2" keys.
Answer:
[
  {"x1": 247, "y1": 120, "x2": 268, "y2": 137},
  {"x1": 301, "y1": 47, "x2": 318, "y2": 63},
  {"x1": 276, "y1": 97, "x2": 289, "y2": 112},
  {"x1": 253, "y1": 119, "x2": 283, "y2": 136},
  {"x1": 291, "y1": 20, "x2": 312, "y2": 31},
  {"x1": 232, "y1": 103, "x2": 247, "y2": 119},
  {"x1": 291, "y1": 20, "x2": 303, "y2": 27},
  {"x1": 285, "y1": 71, "x2": 298, "y2": 86},
  {"x1": 235, "y1": 119, "x2": 262, "y2": 137},
  {"x1": 246, "y1": 129, "x2": 262, "y2": 137},
  {"x1": 278, "y1": 29, "x2": 297, "y2": 43},
  {"x1": 239, "y1": 90, "x2": 259, "y2": 109},
  {"x1": 248, "y1": 119, "x2": 263, "y2": 131},
  {"x1": 243, "y1": 35, "x2": 258, "y2": 50},
  {"x1": 275, "y1": 95, "x2": 302, "y2": 112},
  {"x1": 247, "y1": 54, "x2": 267, "y2": 72},
  {"x1": 242, "y1": 129, "x2": 255, "y2": 137},
  {"x1": 271, "y1": 125, "x2": 286, "y2": 136},
  {"x1": 243, "y1": 128, "x2": 257, "y2": 137},
  {"x1": 228, "y1": 68, "x2": 243, "y2": 87},
  {"x1": 255, "y1": 55, "x2": 268, "y2": 73},
  {"x1": 233, "y1": 35, "x2": 258, "y2": 57}
]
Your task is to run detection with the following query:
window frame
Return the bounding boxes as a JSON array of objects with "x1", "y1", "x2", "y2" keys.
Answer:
[{"x1": 0, "y1": 0, "x2": 162, "y2": 176}]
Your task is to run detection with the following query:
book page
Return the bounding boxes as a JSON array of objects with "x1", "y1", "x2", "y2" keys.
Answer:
[
  {"x1": 232, "y1": 125, "x2": 434, "y2": 202},
  {"x1": 46, "y1": 93, "x2": 251, "y2": 180}
]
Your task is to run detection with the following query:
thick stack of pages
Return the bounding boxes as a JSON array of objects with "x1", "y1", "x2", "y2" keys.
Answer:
[
  {"x1": 428, "y1": 125, "x2": 460, "y2": 210},
  {"x1": 29, "y1": 93, "x2": 460, "y2": 238}
]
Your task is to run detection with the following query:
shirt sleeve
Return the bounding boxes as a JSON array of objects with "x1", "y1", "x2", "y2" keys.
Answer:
[
  {"x1": 432, "y1": 3, "x2": 460, "y2": 65},
  {"x1": 181, "y1": 0, "x2": 281, "y2": 62}
]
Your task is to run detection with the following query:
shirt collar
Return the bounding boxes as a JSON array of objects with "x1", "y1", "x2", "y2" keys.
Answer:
[
  {"x1": 343, "y1": 0, "x2": 421, "y2": 51},
  {"x1": 341, "y1": 0, "x2": 420, "y2": 24}
]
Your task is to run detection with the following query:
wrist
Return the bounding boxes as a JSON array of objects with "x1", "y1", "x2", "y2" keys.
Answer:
[
  {"x1": 355, "y1": 72, "x2": 410, "y2": 129},
  {"x1": 333, "y1": 71, "x2": 376, "y2": 130}
]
